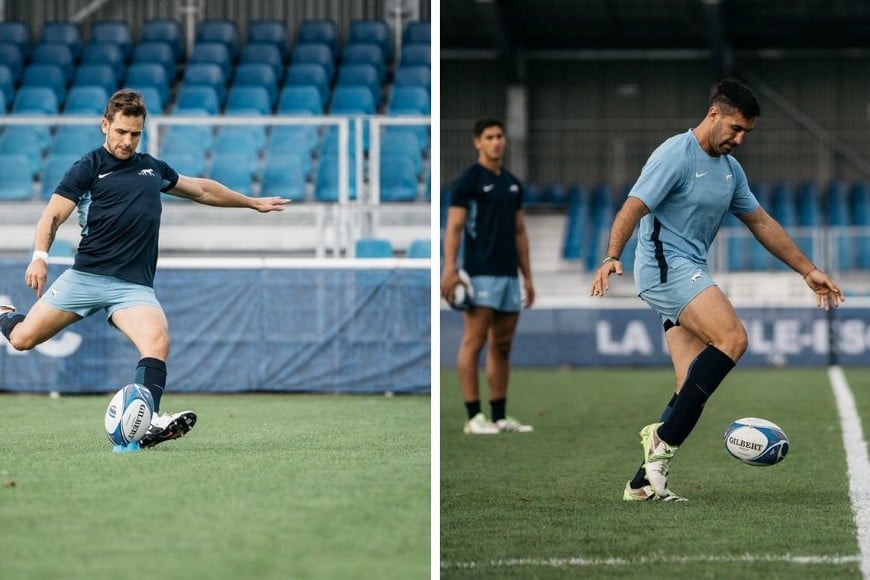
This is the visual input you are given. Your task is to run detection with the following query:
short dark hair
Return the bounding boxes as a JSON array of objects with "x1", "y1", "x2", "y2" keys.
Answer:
[
  {"x1": 710, "y1": 78, "x2": 760, "y2": 119},
  {"x1": 104, "y1": 88, "x2": 147, "y2": 122},
  {"x1": 473, "y1": 118, "x2": 504, "y2": 138}
]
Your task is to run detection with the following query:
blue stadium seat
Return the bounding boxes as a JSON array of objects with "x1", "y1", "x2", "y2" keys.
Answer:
[
  {"x1": 0, "y1": 129, "x2": 43, "y2": 176},
  {"x1": 337, "y1": 64, "x2": 381, "y2": 107},
  {"x1": 212, "y1": 129, "x2": 262, "y2": 165},
  {"x1": 341, "y1": 43, "x2": 385, "y2": 81},
  {"x1": 0, "y1": 153, "x2": 35, "y2": 200},
  {"x1": 175, "y1": 85, "x2": 221, "y2": 114},
  {"x1": 73, "y1": 64, "x2": 119, "y2": 97},
  {"x1": 794, "y1": 181, "x2": 821, "y2": 226},
  {"x1": 225, "y1": 86, "x2": 272, "y2": 114},
  {"x1": 140, "y1": 19, "x2": 184, "y2": 61},
  {"x1": 40, "y1": 154, "x2": 80, "y2": 199},
  {"x1": 64, "y1": 86, "x2": 109, "y2": 115},
  {"x1": 329, "y1": 86, "x2": 376, "y2": 115},
  {"x1": 402, "y1": 21, "x2": 431, "y2": 46},
  {"x1": 233, "y1": 63, "x2": 278, "y2": 106},
  {"x1": 355, "y1": 238, "x2": 393, "y2": 258},
  {"x1": 216, "y1": 124, "x2": 266, "y2": 152},
  {"x1": 239, "y1": 43, "x2": 284, "y2": 83},
  {"x1": 315, "y1": 154, "x2": 356, "y2": 201},
  {"x1": 81, "y1": 42, "x2": 125, "y2": 81},
  {"x1": 129, "y1": 85, "x2": 164, "y2": 114},
  {"x1": 379, "y1": 155, "x2": 419, "y2": 201},
  {"x1": 22, "y1": 64, "x2": 67, "y2": 102},
  {"x1": 393, "y1": 66, "x2": 430, "y2": 92},
  {"x1": 388, "y1": 86, "x2": 429, "y2": 114},
  {"x1": 247, "y1": 20, "x2": 288, "y2": 56},
  {"x1": 266, "y1": 125, "x2": 319, "y2": 158},
  {"x1": 13, "y1": 86, "x2": 59, "y2": 114},
  {"x1": 39, "y1": 21, "x2": 81, "y2": 59},
  {"x1": 284, "y1": 63, "x2": 330, "y2": 106},
  {"x1": 195, "y1": 19, "x2": 239, "y2": 61},
  {"x1": 125, "y1": 63, "x2": 170, "y2": 106},
  {"x1": 181, "y1": 63, "x2": 227, "y2": 104},
  {"x1": 162, "y1": 122, "x2": 213, "y2": 156},
  {"x1": 290, "y1": 43, "x2": 335, "y2": 80},
  {"x1": 381, "y1": 132, "x2": 423, "y2": 174},
  {"x1": 260, "y1": 154, "x2": 308, "y2": 201},
  {"x1": 852, "y1": 181, "x2": 870, "y2": 226},
  {"x1": 90, "y1": 20, "x2": 133, "y2": 60},
  {"x1": 399, "y1": 44, "x2": 430, "y2": 68},
  {"x1": 295, "y1": 20, "x2": 339, "y2": 59},
  {"x1": 277, "y1": 85, "x2": 323, "y2": 114},
  {"x1": 348, "y1": 20, "x2": 392, "y2": 63},
  {"x1": 30, "y1": 43, "x2": 75, "y2": 81},
  {"x1": 0, "y1": 22, "x2": 30, "y2": 60},
  {"x1": 770, "y1": 181, "x2": 796, "y2": 227},
  {"x1": 207, "y1": 152, "x2": 255, "y2": 195},
  {"x1": 160, "y1": 150, "x2": 204, "y2": 178},
  {"x1": 132, "y1": 42, "x2": 176, "y2": 82},
  {"x1": 50, "y1": 125, "x2": 104, "y2": 154},
  {"x1": 0, "y1": 86, "x2": 6, "y2": 114},
  {"x1": 406, "y1": 239, "x2": 430, "y2": 258},
  {"x1": 0, "y1": 65, "x2": 14, "y2": 105},
  {"x1": 0, "y1": 43, "x2": 23, "y2": 83},
  {"x1": 825, "y1": 180, "x2": 849, "y2": 226},
  {"x1": 188, "y1": 42, "x2": 233, "y2": 79}
]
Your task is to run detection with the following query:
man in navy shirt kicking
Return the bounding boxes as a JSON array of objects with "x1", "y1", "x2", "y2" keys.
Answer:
[{"x1": 0, "y1": 89, "x2": 288, "y2": 448}]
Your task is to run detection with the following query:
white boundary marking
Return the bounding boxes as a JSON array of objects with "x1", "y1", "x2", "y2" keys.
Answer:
[
  {"x1": 829, "y1": 365, "x2": 870, "y2": 579},
  {"x1": 441, "y1": 553, "x2": 860, "y2": 570}
]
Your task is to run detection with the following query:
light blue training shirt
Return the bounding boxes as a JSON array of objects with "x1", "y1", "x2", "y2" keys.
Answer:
[{"x1": 629, "y1": 129, "x2": 760, "y2": 291}]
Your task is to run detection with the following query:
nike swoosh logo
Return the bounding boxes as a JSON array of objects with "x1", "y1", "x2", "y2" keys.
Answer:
[
  {"x1": 483, "y1": 184, "x2": 495, "y2": 192},
  {"x1": 98, "y1": 172, "x2": 113, "y2": 179},
  {"x1": 695, "y1": 172, "x2": 707, "y2": 178}
]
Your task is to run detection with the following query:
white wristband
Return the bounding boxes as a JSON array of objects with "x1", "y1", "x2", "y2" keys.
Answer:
[{"x1": 32, "y1": 250, "x2": 49, "y2": 263}]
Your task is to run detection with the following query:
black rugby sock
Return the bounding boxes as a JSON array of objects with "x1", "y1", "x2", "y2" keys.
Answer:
[
  {"x1": 0, "y1": 312, "x2": 25, "y2": 341},
  {"x1": 630, "y1": 393, "x2": 678, "y2": 489},
  {"x1": 135, "y1": 357, "x2": 166, "y2": 413},
  {"x1": 490, "y1": 398, "x2": 506, "y2": 422},
  {"x1": 464, "y1": 400, "x2": 481, "y2": 420}
]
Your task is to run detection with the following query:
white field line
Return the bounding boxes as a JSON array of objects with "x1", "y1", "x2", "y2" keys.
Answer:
[
  {"x1": 829, "y1": 365, "x2": 870, "y2": 580},
  {"x1": 441, "y1": 554, "x2": 859, "y2": 570}
]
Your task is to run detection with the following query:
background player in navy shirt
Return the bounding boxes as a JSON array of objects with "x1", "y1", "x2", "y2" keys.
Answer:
[
  {"x1": 441, "y1": 118, "x2": 536, "y2": 435},
  {"x1": 0, "y1": 89, "x2": 288, "y2": 448},
  {"x1": 590, "y1": 79, "x2": 844, "y2": 501}
]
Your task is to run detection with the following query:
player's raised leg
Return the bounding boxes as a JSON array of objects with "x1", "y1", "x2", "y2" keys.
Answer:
[{"x1": 0, "y1": 300, "x2": 82, "y2": 351}]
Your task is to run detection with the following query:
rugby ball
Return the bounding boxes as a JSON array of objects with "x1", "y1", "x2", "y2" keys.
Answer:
[
  {"x1": 723, "y1": 417, "x2": 789, "y2": 466},
  {"x1": 448, "y1": 269, "x2": 474, "y2": 310},
  {"x1": 105, "y1": 384, "x2": 154, "y2": 446}
]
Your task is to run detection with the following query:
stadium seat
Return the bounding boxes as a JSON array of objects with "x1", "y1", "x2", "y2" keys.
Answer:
[
  {"x1": 402, "y1": 21, "x2": 431, "y2": 46},
  {"x1": 284, "y1": 63, "x2": 330, "y2": 106},
  {"x1": 355, "y1": 238, "x2": 393, "y2": 258},
  {"x1": 247, "y1": 20, "x2": 288, "y2": 56},
  {"x1": 21, "y1": 64, "x2": 67, "y2": 102},
  {"x1": 161, "y1": 123, "x2": 213, "y2": 156},
  {"x1": 794, "y1": 181, "x2": 821, "y2": 226},
  {"x1": 0, "y1": 86, "x2": 6, "y2": 114},
  {"x1": 388, "y1": 86, "x2": 429, "y2": 114},
  {"x1": 188, "y1": 42, "x2": 233, "y2": 79},
  {"x1": 0, "y1": 65, "x2": 14, "y2": 105},
  {"x1": 0, "y1": 127, "x2": 43, "y2": 176},
  {"x1": 13, "y1": 86, "x2": 59, "y2": 114},
  {"x1": 399, "y1": 44, "x2": 431, "y2": 68},
  {"x1": 80, "y1": 42, "x2": 126, "y2": 81},
  {"x1": 195, "y1": 19, "x2": 239, "y2": 61},
  {"x1": 277, "y1": 85, "x2": 324, "y2": 115},
  {"x1": 379, "y1": 155, "x2": 419, "y2": 202},
  {"x1": 260, "y1": 154, "x2": 308, "y2": 201},
  {"x1": 40, "y1": 154, "x2": 80, "y2": 199},
  {"x1": 266, "y1": 125, "x2": 319, "y2": 158},
  {"x1": 0, "y1": 21, "x2": 30, "y2": 61},
  {"x1": 64, "y1": 86, "x2": 109, "y2": 115},
  {"x1": 225, "y1": 86, "x2": 272, "y2": 115},
  {"x1": 125, "y1": 63, "x2": 170, "y2": 106},
  {"x1": 212, "y1": 130, "x2": 262, "y2": 165},
  {"x1": 851, "y1": 181, "x2": 870, "y2": 225},
  {"x1": 90, "y1": 20, "x2": 133, "y2": 60},
  {"x1": 0, "y1": 153, "x2": 35, "y2": 200},
  {"x1": 381, "y1": 132, "x2": 423, "y2": 173},
  {"x1": 140, "y1": 19, "x2": 184, "y2": 61},
  {"x1": 233, "y1": 63, "x2": 279, "y2": 106},
  {"x1": 341, "y1": 43, "x2": 385, "y2": 81},
  {"x1": 73, "y1": 64, "x2": 119, "y2": 97},
  {"x1": 132, "y1": 42, "x2": 176, "y2": 82},
  {"x1": 290, "y1": 43, "x2": 335, "y2": 80},
  {"x1": 825, "y1": 180, "x2": 850, "y2": 226},
  {"x1": 30, "y1": 43, "x2": 75, "y2": 81},
  {"x1": 175, "y1": 85, "x2": 221, "y2": 115},
  {"x1": 0, "y1": 42, "x2": 23, "y2": 83},
  {"x1": 337, "y1": 64, "x2": 382, "y2": 107},
  {"x1": 50, "y1": 125, "x2": 104, "y2": 154},
  {"x1": 216, "y1": 124, "x2": 266, "y2": 152},
  {"x1": 295, "y1": 20, "x2": 339, "y2": 59},
  {"x1": 39, "y1": 21, "x2": 81, "y2": 59},
  {"x1": 393, "y1": 66, "x2": 431, "y2": 92},
  {"x1": 406, "y1": 239, "x2": 430, "y2": 258},
  {"x1": 160, "y1": 150, "x2": 205, "y2": 178},
  {"x1": 130, "y1": 85, "x2": 164, "y2": 114},
  {"x1": 207, "y1": 152, "x2": 255, "y2": 195},
  {"x1": 348, "y1": 20, "x2": 392, "y2": 63},
  {"x1": 329, "y1": 86, "x2": 376, "y2": 115},
  {"x1": 181, "y1": 63, "x2": 227, "y2": 104},
  {"x1": 239, "y1": 43, "x2": 285, "y2": 83},
  {"x1": 315, "y1": 154, "x2": 357, "y2": 201}
]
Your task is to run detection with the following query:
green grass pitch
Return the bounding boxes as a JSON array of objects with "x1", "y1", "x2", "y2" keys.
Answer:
[
  {"x1": 0, "y1": 393, "x2": 430, "y2": 579},
  {"x1": 441, "y1": 367, "x2": 867, "y2": 579}
]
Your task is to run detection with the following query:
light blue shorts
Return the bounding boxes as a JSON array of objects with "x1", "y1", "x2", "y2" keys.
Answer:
[
  {"x1": 42, "y1": 269, "x2": 163, "y2": 321},
  {"x1": 469, "y1": 275, "x2": 521, "y2": 313},
  {"x1": 637, "y1": 258, "x2": 716, "y2": 328}
]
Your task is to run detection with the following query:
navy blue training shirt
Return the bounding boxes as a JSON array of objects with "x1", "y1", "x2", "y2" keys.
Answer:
[
  {"x1": 55, "y1": 147, "x2": 179, "y2": 288},
  {"x1": 449, "y1": 163, "x2": 523, "y2": 277}
]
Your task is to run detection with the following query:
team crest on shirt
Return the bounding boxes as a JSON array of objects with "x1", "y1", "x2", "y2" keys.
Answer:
[
  {"x1": 138, "y1": 169, "x2": 156, "y2": 176},
  {"x1": 509, "y1": 184, "x2": 519, "y2": 193},
  {"x1": 725, "y1": 174, "x2": 733, "y2": 182}
]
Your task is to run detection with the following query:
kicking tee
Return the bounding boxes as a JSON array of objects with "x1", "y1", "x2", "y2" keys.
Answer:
[
  {"x1": 449, "y1": 163, "x2": 523, "y2": 277},
  {"x1": 629, "y1": 129, "x2": 760, "y2": 290},
  {"x1": 55, "y1": 147, "x2": 179, "y2": 288}
]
